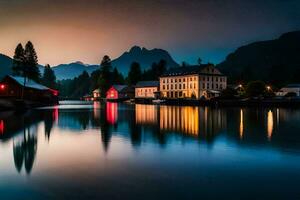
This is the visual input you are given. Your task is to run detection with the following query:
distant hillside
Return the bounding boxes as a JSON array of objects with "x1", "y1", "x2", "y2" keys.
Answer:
[
  {"x1": 111, "y1": 46, "x2": 179, "y2": 74},
  {"x1": 0, "y1": 54, "x2": 13, "y2": 78},
  {"x1": 217, "y1": 31, "x2": 300, "y2": 85},
  {"x1": 52, "y1": 62, "x2": 99, "y2": 80},
  {"x1": 0, "y1": 54, "x2": 44, "y2": 79},
  {"x1": 52, "y1": 46, "x2": 179, "y2": 80}
]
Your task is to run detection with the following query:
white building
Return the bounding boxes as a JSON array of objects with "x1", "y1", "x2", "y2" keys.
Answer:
[
  {"x1": 135, "y1": 81, "x2": 159, "y2": 99},
  {"x1": 276, "y1": 84, "x2": 300, "y2": 97}
]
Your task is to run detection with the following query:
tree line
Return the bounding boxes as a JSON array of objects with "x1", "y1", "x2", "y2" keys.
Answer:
[{"x1": 11, "y1": 41, "x2": 57, "y2": 89}]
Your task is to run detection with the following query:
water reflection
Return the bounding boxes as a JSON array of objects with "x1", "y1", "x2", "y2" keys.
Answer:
[
  {"x1": 240, "y1": 109, "x2": 244, "y2": 139},
  {"x1": 0, "y1": 103, "x2": 300, "y2": 176},
  {"x1": 267, "y1": 110, "x2": 274, "y2": 140},
  {"x1": 13, "y1": 127, "x2": 37, "y2": 174}
]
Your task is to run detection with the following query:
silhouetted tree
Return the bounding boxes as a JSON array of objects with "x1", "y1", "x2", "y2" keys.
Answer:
[
  {"x1": 112, "y1": 67, "x2": 124, "y2": 84},
  {"x1": 12, "y1": 43, "x2": 25, "y2": 76},
  {"x1": 197, "y1": 58, "x2": 202, "y2": 65},
  {"x1": 98, "y1": 55, "x2": 112, "y2": 97},
  {"x1": 42, "y1": 64, "x2": 56, "y2": 89},
  {"x1": 73, "y1": 71, "x2": 90, "y2": 97},
  {"x1": 24, "y1": 41, "x2": 40, "y2": 82},
  {"x1": 127, "y1": 62, "x2": 142, "y2": 85},
  {"x1": 245, "y1": 81, "x2": 266, "y2": 97},
  {"x1": 90, "y1": 69, "x2": 101, "y2": 91}
]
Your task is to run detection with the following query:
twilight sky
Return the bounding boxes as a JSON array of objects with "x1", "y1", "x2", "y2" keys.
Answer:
[{"x1": 0, "y1": 0, "x2": 300, "y2": 66}]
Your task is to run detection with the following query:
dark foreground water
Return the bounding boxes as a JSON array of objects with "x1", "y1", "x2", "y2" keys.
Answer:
[{"x1": 1, "y1": 101, "x2": 300, "y2": 199}]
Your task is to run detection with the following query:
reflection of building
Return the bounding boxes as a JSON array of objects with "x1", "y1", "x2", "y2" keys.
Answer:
[
  {"x1": 276, "y1": 84, "x2": 300, "y2": 97},
  {"x1": 106, "y1": 102, "x2": 118, "y2": 124},
  {"x1": 135, "y1": 81, "x2": 159, "y2": 99},
  {"x1": 159, "y1": 106, "x2": 227, "y2": 137},
  {"x1": 267, "y1": 110, "x2": 274, "y2": 140},
  {"x1": 0, "y1": 120, "x2": 4, "y2": 135},
  {"x1": 135, "y1": 104, "x2": 158, "y2": 125},
  {"x1": 160, "y1": 106, "x2": 199, "y2": 135},
  {"x1": 159, "y1": 64, "x2": 227, "y2": 99},
  {"x1": 106, "y1": 85, "x2": 134, "y2": 100}
]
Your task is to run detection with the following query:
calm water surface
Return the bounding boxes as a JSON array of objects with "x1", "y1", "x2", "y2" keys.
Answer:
[{"x1": 1, "y1": 101, "x2": 300, "y2": 199}]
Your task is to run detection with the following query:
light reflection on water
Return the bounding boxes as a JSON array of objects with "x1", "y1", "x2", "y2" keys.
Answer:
[{"x1": 0, "y1": 102, "x2": 300, "y2": 199}]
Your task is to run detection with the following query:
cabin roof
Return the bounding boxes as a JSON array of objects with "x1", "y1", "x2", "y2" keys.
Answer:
[
  {"x1": 111, "y1": 85, "x2": 128, "y2": 92},
  {"x1": 135, "y1": 81, "x2": 159, "y2": 88},
  {"x1": 93, "y1": 89, "x2": 100, "y2": 93},
  {"x1": 6, "y1": 75, "x2": 50, "y2": 91}
]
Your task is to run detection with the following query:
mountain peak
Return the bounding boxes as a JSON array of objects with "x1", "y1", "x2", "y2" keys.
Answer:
[{"x1": 129, "y1": 46, "x2": 142, "y2": 53}]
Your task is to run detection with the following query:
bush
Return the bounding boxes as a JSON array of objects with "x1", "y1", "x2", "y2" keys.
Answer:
[
  {"x1": 245, "y1": 81, "x2": 266, "y2": 97},
  {"x1": 220, "y1": 88, "x2": 238, "y2": 99}
]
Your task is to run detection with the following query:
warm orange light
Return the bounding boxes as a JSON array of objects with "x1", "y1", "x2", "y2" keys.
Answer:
[
  {"x1": 267, "y1": 110, "x2": 273, "y2": 140},
  {"x1": 239, "y1": 109, "x2": 244, "y2": 139}
]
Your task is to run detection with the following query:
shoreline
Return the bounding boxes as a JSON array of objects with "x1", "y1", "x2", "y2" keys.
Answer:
[{"x1": 1, "y1": 98, "x2": 300, "y2": 111}]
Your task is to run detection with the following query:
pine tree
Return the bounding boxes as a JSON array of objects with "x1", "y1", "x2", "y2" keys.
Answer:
[
  {"x1": 112, "y1": 67, "x2": 124, "y2": 84},
  {"x1": 24, "y1": 41, "x2": 40, "y2": 82},
  {"x1": 42, "y1": 64, "x2": 56, "y2": 89},
  {"x1": 98, "y1": 55, "x2": 112, "y2": 97},
  {"x1": 128, "y1": 62, "x2": 142, "y2": 85},
  {"x1": 12, "y1": 43, "x2": 25, "y2": 76}
]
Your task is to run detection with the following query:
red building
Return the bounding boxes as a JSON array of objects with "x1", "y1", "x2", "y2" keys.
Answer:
[
  {"x1": 0, "y1": 75, "x2": 59, "y2": 104},
  {"x1": 106, "y1": 85, "x2": 134, "y2": 101}
]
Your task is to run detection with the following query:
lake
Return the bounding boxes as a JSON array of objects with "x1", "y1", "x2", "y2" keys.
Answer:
[{"x1": 1, "y1": 101, "x2": 300, "y2": 199}]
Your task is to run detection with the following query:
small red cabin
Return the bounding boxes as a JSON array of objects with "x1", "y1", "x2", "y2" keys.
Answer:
[
  {"x1": 0, "y1": 75, "x2": 59, "y2": 104},
  {"x1": 106, "y1": 85, "x2": 134, "y2": 101}
]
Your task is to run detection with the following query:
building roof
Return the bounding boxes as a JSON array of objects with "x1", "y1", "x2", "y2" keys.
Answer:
[
  {"x1": 93, "y1": 89, "x2": 100, "y2": 93},
  {"x1": 111, "y1": 85, "x2": 128, "y2": 92},
  {"x1": 7, "y1": 75, "x2": 50, "y2": 90},
  {"x1": 160, "y1": 64, "x2": 224, "y2": 77},
  {"x1": 135, "y1": 81, "x2": 159, "y2": 88}
]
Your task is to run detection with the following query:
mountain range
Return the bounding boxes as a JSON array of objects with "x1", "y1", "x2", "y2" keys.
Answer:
[
  {"x1": 0, "y1": 54, "x2": 13, "y2": 78},
  {"x1": 0, "y1": 46, "x2": 179, "y2": 80},
  {"x1": 1, "y1": 31, "x2": 300, "y2": 83},
  {"x1": 52, "y1": 46, "x2": 179, "y2": 80},
  {"x1": 217, "y1": 31, "x2": 300, "y2": 84}
]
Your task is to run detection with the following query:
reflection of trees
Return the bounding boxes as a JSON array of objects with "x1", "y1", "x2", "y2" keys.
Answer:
[
  {"x1": 128, "y1": 107, "x2": 142, "y2": 148},
  {"x1": 58, "y1": 110, "x2": 92, "y2": 130},
  {"x1": 44, "y1": 110, "x2": 55, "y2": 140},
  {"x1": 13, "y1": 127, "x2": 37, "y2": 174}
]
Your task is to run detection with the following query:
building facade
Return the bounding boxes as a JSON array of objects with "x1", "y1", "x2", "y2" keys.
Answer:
[
  {"x1": 276, "y1": 84, "x2": 300, "y2": 97},
  {"x1": 106, "y1": 85, "x2": 134, "y2": 100},
  {"x1": 159, "y1": 64, "x2": 227, "y2": 99},
  {"x1": 0, "y1": 75, "x2": 59, "y2": 104},
  {"x1": 135, "y1": 81, "x2": 159, "y2": 99},
  {"x1": 93, "y1": 89, "x2": 100, "y2": 99}
]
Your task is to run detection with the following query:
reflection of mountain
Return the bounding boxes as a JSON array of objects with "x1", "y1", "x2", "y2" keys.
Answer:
[
  {"x1": 58, "y1": 110, "x2": 93, "y2": 131},
  {"x1": 13, "y1": 128, "x2": 37, "y2": 174}
]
